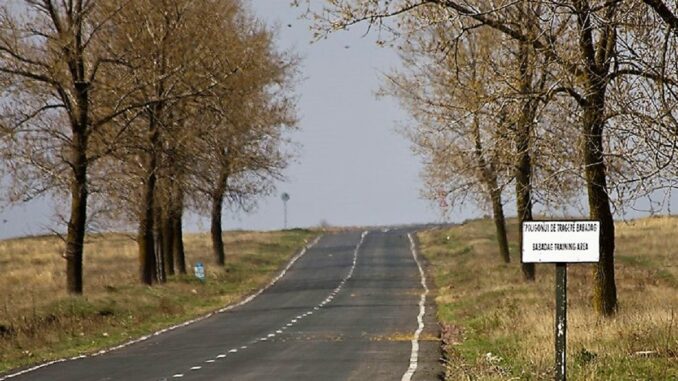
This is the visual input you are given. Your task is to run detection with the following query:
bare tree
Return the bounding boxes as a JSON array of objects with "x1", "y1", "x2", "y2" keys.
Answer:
[
  {"x1": 382, "y1": 27, "x2": 514, "y2": 263},
  {"x1": 97, "y1": 0, "x2": 239, "y2": 284},
  {"x1": 309, "y1": 0, "x2": 678, "y2": 316},
  {"x1": 187, "y1": 27, "x2": 298, "y2": 266},
  {"x1": 0, "y1": 0, "x2": 149, "y2": 294}
]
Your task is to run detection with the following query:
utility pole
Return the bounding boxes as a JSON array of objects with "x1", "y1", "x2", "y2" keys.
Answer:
[{"x1": 281, "y1": 192, "x2": 290, "y2": 229}]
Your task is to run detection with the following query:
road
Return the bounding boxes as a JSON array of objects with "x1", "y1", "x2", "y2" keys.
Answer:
[{"x1": 3, "y1": 229, "x2": 441, "y2": 381}]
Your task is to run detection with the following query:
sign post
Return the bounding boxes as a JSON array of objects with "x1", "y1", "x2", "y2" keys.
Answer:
[
  {"x1": 555, "y1": 262, "x2": 567, "y2": 380},
  {"x1": 522, "y1": 220, "x2": 600, "y2": 381},
  {"x1": 281, "y1": 192, "x2": 290, "y2": 229}
]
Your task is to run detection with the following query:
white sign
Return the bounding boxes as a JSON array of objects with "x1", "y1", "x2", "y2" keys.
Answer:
[{"x1": 522, "y1": 221, "x2": 600, "y2": 263}]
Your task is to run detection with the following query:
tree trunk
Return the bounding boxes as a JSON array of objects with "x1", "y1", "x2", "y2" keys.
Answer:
[
  {"x1": 515, "y1": 112, "x2": 536, "y2": 282},
  {"x1": 574, "y1": 0, "x2": 618, "y2": 316},
  {"x1": 65, "y1": 131, "x2": 88, "y2": 294},
  {"x1": 211, "y1": 193, "x2": 225, "y2": 266},
  {"x1": 583, "y1": 89, "x2": 617, "y2": 316},
  {"x1": 173, "y1": 190, "x2": 187, "y2": 274},
  {"x1": 65, "y1": 82, "x2": 90, "y2": 295},
  {"x1": 154, "y1": 197, "x2": 165, "y2": 283},
  {"x1": 138, "y1": 111, "x2": 160, "y2": 285},
  {"x1": 471, "y1": 116, "x2": 510, "y2": 263},
  {"x1": 489, "y1": 186, "x2": 510, "y2": 263},
  {"x1": 162, "y1": 206, "x2": 175, "y2": 276},
  {"x1": 515, "y1": 40, "x2": 536, "y2": 281},
  {"x1": 211, "y1": 171, "x2": 228, "y2": 266}
]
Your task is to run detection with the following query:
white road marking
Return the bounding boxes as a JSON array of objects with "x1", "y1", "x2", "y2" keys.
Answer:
[
  {"x1": 401, "y1": 233, "x2": 430, "y2": 381},
  {"x1": 229, "y1": 349, "x2": 238, "y2": 353},
  {"x1": 205, "y1": 360, "x2": 215, "y2": 363},
  {"x1": 190, "y1": 366, "x2": 201, "y2": 370},
  {"x1": 216, "y1": 354, "x2": 226, "y2": 358},
  {"x1": 172, "y1": 374, "x2": 184, "y2": 378}
]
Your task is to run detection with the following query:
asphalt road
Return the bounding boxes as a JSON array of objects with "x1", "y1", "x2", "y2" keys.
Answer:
[{"x1": 4, "y1": 229, "x2": 441, "y2": 381}]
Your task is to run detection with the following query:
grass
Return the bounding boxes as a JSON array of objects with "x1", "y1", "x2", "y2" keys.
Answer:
[
  {"x1": 417, "y1": 216, "x2": 677, "y2": 380},
  {"x1": 0, "y1": 228, "x2": 316, "y2": 373}
]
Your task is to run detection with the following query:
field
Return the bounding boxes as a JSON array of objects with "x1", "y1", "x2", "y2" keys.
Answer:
[
  {"x1": 0, "y1": 229, "x2": 316, "y2": 373},
  {"x1": 417, "y1": 217, "x2": 677, "y2": 380}
]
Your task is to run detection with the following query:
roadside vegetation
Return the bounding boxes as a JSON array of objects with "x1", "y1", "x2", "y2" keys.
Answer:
[
  {"x1": 418, "y1": 217, "x2": 677, "y2": 380},
  {"x1": 0, "y1": 0, "x2": 297, "y2": 295},
  {"x1": 0, "y1": 229, "x2": 315, "y2": 373}
]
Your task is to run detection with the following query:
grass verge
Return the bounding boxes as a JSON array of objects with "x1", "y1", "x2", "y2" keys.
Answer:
[
  {"x1": 0, "y1": 229, "x2": 316, "y2": 373},
  {"x1": 417, "y1": 217, "x2": 677, "y2": 380}
]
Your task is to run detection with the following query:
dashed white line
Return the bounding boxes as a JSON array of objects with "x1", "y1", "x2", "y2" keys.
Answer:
[
  {"x1": 165, "y1": 231, "x2": 370, "y2": 379},
  {"x1": 401, "y1": 233, "x2": 430, "y2": 381}
]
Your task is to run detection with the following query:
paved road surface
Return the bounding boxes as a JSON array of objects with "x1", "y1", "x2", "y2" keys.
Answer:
[{"x1": 3, "y1": 229, "x2": 441, "y2": 381}]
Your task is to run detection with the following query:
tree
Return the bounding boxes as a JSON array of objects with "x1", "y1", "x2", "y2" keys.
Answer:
[
  {"x1": 0, "y1": 0, "x2": 148, "y2": 294},
  {"x1": 97, "y1": 0, "x2": 238, "y2": 284},
  {"x1": 310, "y1": 0, "x2": 678, "y2": 316},
  {"x1": 383, "y1": 27, "x2": 514, "y2": 263},
  {"x1": 187, "y1": 25, "x2": 297, "y2": 266}
]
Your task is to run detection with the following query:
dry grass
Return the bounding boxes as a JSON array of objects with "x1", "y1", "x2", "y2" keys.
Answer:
[
  {"x1": 0, "y1": 229, "x2": 316, "y2": 373},
  {"x1": 418, "y1": 217, "x2": 677, "y2": 380}
]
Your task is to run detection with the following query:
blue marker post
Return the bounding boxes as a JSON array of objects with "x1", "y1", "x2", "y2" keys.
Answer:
[{"x1": 194, "y1": 262, "x2": 205, "y2": 283}]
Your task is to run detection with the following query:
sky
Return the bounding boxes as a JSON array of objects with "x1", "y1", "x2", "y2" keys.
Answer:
[
  {"x1": 0, "y1": 1, "x2": 673, "y2": 239},
  {"x1": 0, "y1": 0, "x2": 447, "y2": 239}
]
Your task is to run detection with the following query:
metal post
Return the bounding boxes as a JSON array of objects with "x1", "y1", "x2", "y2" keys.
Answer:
[
  {"x1": 281, "y1": 193, "x2": 290, "y2": 230},
  {"x1": 555, "y1": 263, "x2": 567, "y2": 381},
  {"x1": 283, "y1": 201, "x2": 287, "y2": 229}
]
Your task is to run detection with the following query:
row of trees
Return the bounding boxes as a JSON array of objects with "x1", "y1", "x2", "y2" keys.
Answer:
[
  {"x1": 0, "y1": 1, "x2": 297, "y2": 293},
  {"x1": 307, "y1": 0, "x2": 678, "y2": 317}
]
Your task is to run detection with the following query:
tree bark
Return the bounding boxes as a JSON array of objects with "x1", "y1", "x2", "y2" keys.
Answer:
[
  {"x1": 515, "y1": 39, "x2": 536, "y2": 281},
  {"x1": 471, "y1": 116, "x2": 510, "y2": 263},
  {"x1": 138, "y1": 109, "x2": 160, "y2": 285},
  {"x1": 65, "y1": 82, "x2": 90, "y2": 295},
  {"x1": 65, "y1": 133, "x2": 88, "y2": 294},
  {"x1": 574, "y1": 0, "x2": 618, "y2": 316},
  {"x1": 154, "y1": 197, "x2": 165, "y2": 283},
  {"x1": 211, "y1": 193, "x2": 225, "y2": 266},
  {"x1": 489, "y1": 185, "x2": 510, "y2": 264},
  {"x1": 211, "y1": 171, "x2": 228, "y2": 266},
  {"x1": 162, "y1": 205, "x2": 175, "y2": 276},
  {"x1": 515, "y1": 152, "x2": 535, "y2": 282},
  {"x1": 583, "y1": 88, "x2": 617, "y2": 316},
  {"x1": 173, "y1": 190, "x2": 187, "y2": 274}
]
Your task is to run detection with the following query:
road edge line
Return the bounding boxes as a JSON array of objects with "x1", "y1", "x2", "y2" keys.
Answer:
[
  {"x1": 402, "y1": 232, "x2": 430, "y2": 381},
  {"x1": 0, "y1": 235, "x2": 323, "y2": 381}
]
